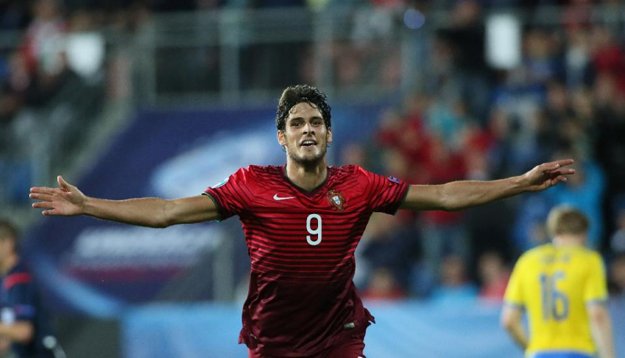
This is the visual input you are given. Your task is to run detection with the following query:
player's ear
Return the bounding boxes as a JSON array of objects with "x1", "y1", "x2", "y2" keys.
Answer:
[
  {"x1": 327, "y1": 128, "x2": 333, "y2": 145},
  {"x1": 277, "y1": 130, "x2": 286, "y2": 146}
]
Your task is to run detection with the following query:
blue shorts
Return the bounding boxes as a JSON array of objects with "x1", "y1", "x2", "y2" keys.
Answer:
[{"x1": 530, "y1": 351, "x2": 594, "y2": 358}]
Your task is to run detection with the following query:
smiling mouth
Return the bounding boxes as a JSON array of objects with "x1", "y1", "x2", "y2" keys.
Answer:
[{"x1": 300, "y1": 140, "x2": 317, "y2": 147}]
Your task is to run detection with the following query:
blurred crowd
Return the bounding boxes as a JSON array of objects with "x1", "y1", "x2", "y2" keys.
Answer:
[
  {"x1": 1, "y1": 0, "x2": 625, "y2": 306},
  {"x1": 348, "y1": 0, "x2": 625, "y2": 307},
  {"x1": 0, "y1": 0, "x2": 106, "y2": 204}
]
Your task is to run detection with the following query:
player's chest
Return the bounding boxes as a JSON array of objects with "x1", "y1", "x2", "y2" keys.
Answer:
[
  {"x1": 243, "y1": 183, "x2": 369, "y2": 247},
  {"x1": 246, "y1": 183, "x2": 364, "y2": 215}
]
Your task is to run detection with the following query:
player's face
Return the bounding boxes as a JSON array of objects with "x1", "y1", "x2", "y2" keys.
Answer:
[{"x1": 278, "y1": 102, "x2": 332, "y2": 166}]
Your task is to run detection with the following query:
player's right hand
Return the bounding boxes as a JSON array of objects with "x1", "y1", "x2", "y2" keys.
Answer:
[{"x1": 29, "y1": 175, "x2": 86, "y2": 216}]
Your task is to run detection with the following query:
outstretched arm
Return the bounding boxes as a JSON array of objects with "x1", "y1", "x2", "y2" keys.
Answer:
[
  {"x1": 30, "y1": 176, "x2": 219, "y2": 228},
  {"x1": 400, "y1": 159, "x2": 575, "y2": 211}
]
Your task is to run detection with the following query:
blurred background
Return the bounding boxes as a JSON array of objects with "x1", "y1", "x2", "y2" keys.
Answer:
[{"x1": 1, "y1": 0, "x2": 625, "y2": 357}]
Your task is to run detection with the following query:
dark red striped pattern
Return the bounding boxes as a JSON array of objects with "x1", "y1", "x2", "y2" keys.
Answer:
[{"x1": 204, "y1": 164, "x2": 408, "y2": 356}]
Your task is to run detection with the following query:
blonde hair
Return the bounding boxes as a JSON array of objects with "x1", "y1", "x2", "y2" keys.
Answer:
[{"x1": 546, "y1": 206, "x2": 589, "y2": 238}]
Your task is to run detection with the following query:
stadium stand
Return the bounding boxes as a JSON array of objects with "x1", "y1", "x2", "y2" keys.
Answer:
[{"x1": 2, "y1": 1, "x2": 625, "y2": 357}]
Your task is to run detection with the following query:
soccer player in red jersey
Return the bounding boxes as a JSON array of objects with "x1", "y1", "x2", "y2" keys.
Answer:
[{"x1": 30, "y1": 84, "x2": 575, "y2": 358}]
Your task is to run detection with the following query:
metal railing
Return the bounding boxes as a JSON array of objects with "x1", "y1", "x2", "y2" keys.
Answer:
[
  {"x1": 121, "y1": 6, "x2": 421, "y2": 106},
  {"x1": 121, "y1": 4, "x2": 625, "y2": 105}
]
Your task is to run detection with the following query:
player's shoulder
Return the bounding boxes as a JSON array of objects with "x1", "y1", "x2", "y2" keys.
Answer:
[
  {"x1": 218, "y1": 165, "x2": 282, "y2": 188},
  {"x1": 573, "y1": 246, "x2": 604, "y2": 263},
  {"x1": 244, "y1": 164, "x2": 282, "y2": 174},
  {"x1": 519, "y1": 244, "x2": 602, "y2": 265},
  {"x1": 517, "y1": 244, "x2": 553, "y2": 263},
  {"x1": 331, "y1": 164, "x2": 382, "y2": 178},
  {"x1": 238, "y1": 165, "x2": 283, "y2": 178},
  {"x1": 331, "y1": 164, "x2": 364, "y2": 175},
  {"x1": 529, "y1": 243, "x2": 553, "y2": 255},
  {"x1": 328, "y1": 165, "x2": 376, "y2": 185}
]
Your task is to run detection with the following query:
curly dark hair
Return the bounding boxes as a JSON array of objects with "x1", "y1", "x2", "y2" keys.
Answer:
[{"x1": 275, "y1": 84, "x2": 332, "y2": 131}]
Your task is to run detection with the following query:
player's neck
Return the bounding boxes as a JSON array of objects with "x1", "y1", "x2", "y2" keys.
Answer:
[
  {"x1": 284, "y1": 160, "x2": 328, "y2": 192},
  {"x1": 553, "y1": 234, "x2": 586, "y2": 248}
]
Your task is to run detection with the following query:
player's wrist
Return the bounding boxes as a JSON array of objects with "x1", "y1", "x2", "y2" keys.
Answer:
[
  {"x1": 80, "y1": 196, "x2": 96, "y2": 216},
  {"x1": 509, "y1": 174, "x2": 527, "y2": 193}
]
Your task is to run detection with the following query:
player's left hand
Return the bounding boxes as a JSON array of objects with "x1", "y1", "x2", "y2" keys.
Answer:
[{"x1": 521, "y1": 159, "x2": 576, "y2": 191}]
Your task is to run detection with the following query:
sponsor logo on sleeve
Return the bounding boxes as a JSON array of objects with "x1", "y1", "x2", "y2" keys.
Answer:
[{"x1": 387, "y1": 176, "x2": 401, "y2": 184}]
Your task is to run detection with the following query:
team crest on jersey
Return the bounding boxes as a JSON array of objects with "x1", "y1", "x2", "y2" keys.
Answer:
[{"x1": 327, "y1": 190, "x2": 345, "y2": 211}]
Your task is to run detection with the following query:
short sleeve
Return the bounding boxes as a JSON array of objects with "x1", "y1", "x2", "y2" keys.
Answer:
[
  {"x1": 503, "y1": 256, "x2": 526, "y2": 308},
  {"x1": 584, "y1": 253, "x2": 608, "y2": 304},
  {"x1": 359, "y1": 167, "x2": 409, "y2": 214},
  {"x1": 203, "y1": 167, "x2": 250, "y2": 220}
]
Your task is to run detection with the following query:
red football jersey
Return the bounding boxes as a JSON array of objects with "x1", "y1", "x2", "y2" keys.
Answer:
[{"x1": 204, "y1": 164, "x2": 408, "y2": 356}]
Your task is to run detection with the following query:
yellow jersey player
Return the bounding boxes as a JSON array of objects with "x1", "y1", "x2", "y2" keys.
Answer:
[{"x1": 501, "y1": 206, "x2": 615, "y2": 358}]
